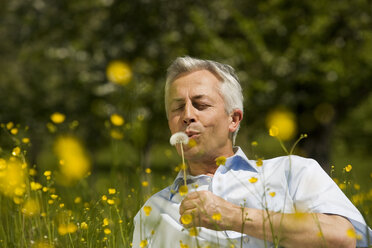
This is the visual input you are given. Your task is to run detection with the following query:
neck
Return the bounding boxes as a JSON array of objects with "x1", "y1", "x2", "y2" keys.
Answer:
[{"x1": 187, "y1": 149, "x2": 235, "y2": 176}]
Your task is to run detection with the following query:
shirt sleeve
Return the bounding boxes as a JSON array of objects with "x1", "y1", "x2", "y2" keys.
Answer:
[{"x1": 288, "y1": 156, "x2": 372, "y2": 247}]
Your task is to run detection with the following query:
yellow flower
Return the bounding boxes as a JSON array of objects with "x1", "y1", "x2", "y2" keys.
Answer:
[
  {"x1": 50, "y1": 112, "x2": 66, "y2": 124},
  {"x1": 44, "y1": 171, "x2": 52, "y2": 177},
  {"x1": 139, "y1": 240, "x2": 148, "y2": 248},
  {"x1": 251, "y1": 141, "x2": 258, "y2": 146},
  {"x1": 215, "y1": 156, "x2": 227, "y2": 166},
  {"x1": 21, "y1": 199, "x2": 40, "y2": 217},
  {"x1": 29, "y1": 168, "x2": 37, "y2": 176},
  {"x1": 6, "y1": 122, "x2": 14, "y2": 130},
  {"x1": 103, "y1": 218, "x2": 109, "y2": 226},
  {"x1": 249, "y1": 177, "x2": 258, "y2": 183},
  {"x1": 179, "y1": 185, "x2": 188, "y2": 196},
  {"x1": 107, "y1": 199, "x2": 115, "y2": 205},
  {"x1": 145, "y1": 168, "x2": 151, "y2": 174},
  {"x1": 189, "y1": 227, "x2": 198, "y2": 236},
  {"x1": 74, "y1": 197, "x2": 82, "y2": 204},
  {"x1": 106, "y1": 60, "x2": 132, "y2": 85},
  {"x1": 346, "y1": 228, "x2": 362, "y2": 240},
  {"x1": 269, "y1": 192, "x2": 276, "y2": 197},
  {"x1": 10, "y1": 128, "x2": 18, "y2": 135},
  {"x1": 181, "y1": 214, "x2": 192, "y2": 225},
  {"x1": 22, "y1": 137, "x2": 30, "y2": 144},
  {"x1": 212, "y1": 213, "x2": 221, "y2": 221},
  {"x1": 188, "y1": 139, "x2": 197, "y2": 148},
  {"x1": 179, "y1": 241, "x2": 190, "y2": 248},
  {"x1": 102, "y1": 195, "x2": 107, "y2": 201},
  {"x1": 104, "y1": 228, "x2": 111, "y2": 235},
  {"x1": 256, "y1": 158, "x2": 263, "y2": 167},
  {"x1": 110, "y1": 129, "x2": 124, "y2": 140},
  {"x1": 339, "y1": 183, "x2": 346, "y2": 190},
  {"x1": 345, "y1": 164, "x2": 352, "y2": 172},
  {"x1": 59, "y1": 203, "x2": 64, "y2": 208},
  {"x1": 142, "y1": 181, "x2": 149, "y2": 187},
  {"x1": 266, "y1": 110, "x2": 297, "y2": 140},
  {"x1": 354, "y1": 184, "x2": 360, "y2": 190},
  {"x1": 143, "y1": 206, "x2": 152, "y2": 216},
  {"x1": 269, "y1": 126, "x2": 279, "y2": 137},
  {"x1": 108, "y1": 188, "x2": 116, "y2": 194},
  {"x1": 110, "y1": 114, "x2": 124, "y2": 126},
  {"x1": 81, "y1": 222, "x2": 88, "y2": 229},
  {"x1": 58, "y1": 223, "x2": 77, "y2": 235},
  {"x1": 30, "y1": 182, "x2": 42, "y2": 191},
  {"x1": 50, "y1": 194, "x2": 58, "y2": 200},
  {"x1": 54, "y1": 136, "x2": 90, "y2": 182},
  {"x1": 12, "y1": 147, "x2": 21, "y2": 156}
]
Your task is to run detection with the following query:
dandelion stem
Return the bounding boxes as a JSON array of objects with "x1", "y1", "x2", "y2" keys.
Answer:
[{"x1": 180, "y1": 143, "x2": 187, "y2": 187}]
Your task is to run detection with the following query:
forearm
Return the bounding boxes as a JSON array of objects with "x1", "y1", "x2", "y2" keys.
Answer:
[{"x1": 229, "y1": 206, "x2": 356, "y2": 248}]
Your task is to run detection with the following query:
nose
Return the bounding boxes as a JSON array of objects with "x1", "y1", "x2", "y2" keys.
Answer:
[{"x1": 183, "y1": 102, "x2": 196, "y2": 125}]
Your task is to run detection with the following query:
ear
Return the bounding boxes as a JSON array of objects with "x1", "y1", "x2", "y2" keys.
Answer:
[{"x1": 229, "y1": 109, "x2": 243, "y2": 133}]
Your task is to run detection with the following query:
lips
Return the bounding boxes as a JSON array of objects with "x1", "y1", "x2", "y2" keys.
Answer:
[{"x1": 185, "y1": 130, "x2": 200, "y2": 138}]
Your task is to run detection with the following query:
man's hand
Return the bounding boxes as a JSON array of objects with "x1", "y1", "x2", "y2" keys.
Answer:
[{"x1": 179, "y1": 190, "x2": 241, "y2": 230}]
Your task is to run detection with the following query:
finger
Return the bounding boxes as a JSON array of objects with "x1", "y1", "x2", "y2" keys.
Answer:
[{"x1": 180, "y1": 199, "x2": 200, "y2": 215}]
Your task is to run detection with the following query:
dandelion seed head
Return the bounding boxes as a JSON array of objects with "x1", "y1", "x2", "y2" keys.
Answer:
[{"x1": 170, "y1": 132, "x2": 189, "y2": 146}]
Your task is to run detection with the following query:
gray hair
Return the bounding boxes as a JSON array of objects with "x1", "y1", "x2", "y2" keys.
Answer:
[{"x1": 165, "y1": 56, "x2": 244, "y2": 144}]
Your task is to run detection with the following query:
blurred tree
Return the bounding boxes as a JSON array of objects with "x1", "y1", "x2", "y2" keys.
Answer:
[{"x1": 1, "y1": 0, "x2": 371, "y2": 173}]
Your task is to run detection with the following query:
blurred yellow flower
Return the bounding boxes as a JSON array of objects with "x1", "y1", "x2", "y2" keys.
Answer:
[
  {"x1": 249, "y1": 177, "x2": 258, "y2": 183},
  {"x1": 110, "y1": 114, "x2": 125, "y2": 126},
  {"x1": 58, "y1": 223, "x2": 77, "y2": 235},
  {"x1": 0, "y1": 159, "x2": 26, "y2": 197},
  {"x1": 81, "y1": 222, "x2": 88, "y2": 229},
  {"x1": 10, "y1": 128, "x2": 18, "y2": 135},
  {"x1": 180, "y1": 241, "x2": 189, "y2": 248},
  {"x1": 346, "y1": 228, "x2": 362, "y2": 240},
  {"x1": 354, "y1": 183, "x2": 360, "y2": 190},
  {"x1": 212, "y1": 213, "x2": 221, "y2": 221},
  {"x1": 44, "y1": 171, "x2": 51, "y2": 177},
  {"x1": 251, "y1": 141, "x2": 258, "y2": 146},
  {"x1": 50, "y1": 194, "x2": 58, "y2": 200},
  {"x1": 22, "y1": 138, "x2": 30, "y2": 144},
  {"x1": 256, "y1": 158, "x2": 263, "y2": 167},
  {"x1": 189, "y1": 227, "x2": 198, "y2": 236},
  {"x1": 139, "y1": 240, "x2": 148, "y2": 248},
  {"x1": 54, "y1": 136, "x2": 90, "y2": 182},
  {"x1": 179, "y1": 185, "x2": 188, "y2": 196},
  {"x1": 50, "y1": 112, "x2": 66, "y2": 124},
  {"x1": 21, "y1": 198, "x2": 40, "y2": 217},
  {"x1": 143, "y1": 206, "x2": 152, "y2": 216},
  {"x1": 32, "y1": 241, "x2": 54, "y2": 248},
  {"x1": 345, "y1": 164, "x2": 352, "y2": 172},
  {"x1": 74, "y1": 197, "x2": 82, "y2": 204},
  {"x1": 145, "y1": 168, "x2": 151, "y2": 174},
  {"x1": 188, "y1": 139, "x2": 197, "y2": 148},
  {"x1": 142, "y1": 181, "x2": 149, "y2": 187},
  {"x1": 215, "y1": 156, "x2": 226, "y2": 166},
  {"x1": 104, "y1": 228, "x2": 111, "y2": 235},
  {"x1": 103, "y1": 218, "x2": 109, "y2": 226},
  {"x1": 29, "y1": 168, "x2": 37, "y2": 176},
  {"x1": 30, "y1": 182, "x2": 42, "y2": 191},
  {"x1": 181, "y1": 214, "x2": 192, "y2": 225},
  {"x1": 107, "y1": 199, "x2": 115, "y2": 205},
  {"x1": 108, "y1": 188, "x2": 116, "y2": 194},
  {"x1": 269, "y1": 192, "x2": 276, "y2": 197},
  {"x1": 102, "y1": 195, "x2": 107, "y2": 201},
  {"x1": 12, "y1": 147, "x2": 21, "y2": 156},
  {"x1": 6, "y1": 122, "x2": 14, "y2": 130},
  {"x1": 106, "y1": 60, "x2": 132, "y2": 85},
  {"x1": 266, "y1": 110, "x2": 297, "y2": 140},
  {"x1": 110, "y1": 129, "x2": 124, "y2": 140}
]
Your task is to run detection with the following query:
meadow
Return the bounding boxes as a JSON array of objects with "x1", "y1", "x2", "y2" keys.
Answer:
[{"x1": 0, "y1": 116, "x2": 371, "y2": 248}]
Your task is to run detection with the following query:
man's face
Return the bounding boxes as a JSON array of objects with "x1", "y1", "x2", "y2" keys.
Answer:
[{"x1": 167, "y1": 69, "x2": 234, "y2": 162}]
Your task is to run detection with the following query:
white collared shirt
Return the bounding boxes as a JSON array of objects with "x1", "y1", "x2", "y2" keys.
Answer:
[{"x1": 133, "y1": 147, "x2": 371, "y2": 247}]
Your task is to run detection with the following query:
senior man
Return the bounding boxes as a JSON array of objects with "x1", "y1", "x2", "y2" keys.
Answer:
[{"x1": 133, "y1": 56, "x2": 371, "y2": 247}]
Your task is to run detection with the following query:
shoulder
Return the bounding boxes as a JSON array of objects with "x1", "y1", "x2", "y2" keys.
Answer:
[{"x1": 263, "y1": 155, "x2": 321, "y2": 171}]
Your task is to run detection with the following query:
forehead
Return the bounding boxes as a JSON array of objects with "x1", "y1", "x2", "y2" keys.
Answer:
[{"x1": 169, "y1": 69, "x2": 222, "y2": 99}]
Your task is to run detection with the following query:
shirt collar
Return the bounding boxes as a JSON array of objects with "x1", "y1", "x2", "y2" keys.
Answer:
[{"x1": 170, "y1": 147, "x2": 257, "y2": 195}]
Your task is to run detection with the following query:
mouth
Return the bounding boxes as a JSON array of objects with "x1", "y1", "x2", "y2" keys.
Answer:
[{"x1": 185, "y1": 130, "x2": 200, "y2": 139}]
